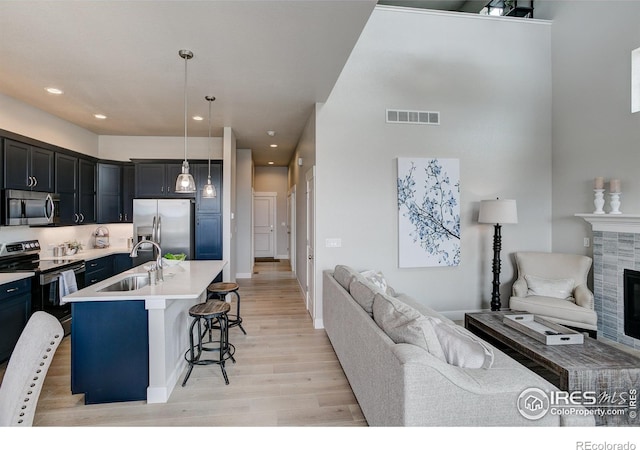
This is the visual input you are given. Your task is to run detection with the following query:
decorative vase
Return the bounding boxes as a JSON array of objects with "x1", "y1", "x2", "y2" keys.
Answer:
[
  {"x1": 593, "y1": 189, "x2": 605, "y2": 214},
  {"x1": 609, "y1": 192, "x2": 622, "y2": 214}
]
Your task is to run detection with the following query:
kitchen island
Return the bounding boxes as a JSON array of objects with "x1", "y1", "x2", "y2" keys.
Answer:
[{"x1": 62, "y1": 260, "x2": 227, "y2": 404}]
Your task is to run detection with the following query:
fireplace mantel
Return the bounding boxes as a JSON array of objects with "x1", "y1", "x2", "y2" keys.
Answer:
[{"x1": 575, "y1": 213, "x2": 640, "y2": 233}]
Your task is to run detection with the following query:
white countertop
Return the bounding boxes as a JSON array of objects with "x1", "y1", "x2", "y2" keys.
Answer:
[
  {"x1": 0, "y1": 272, "x2": 35, "y2": 285},
  {"x1": 61, "y1": 260, "x2": 227, "y2": 304}
]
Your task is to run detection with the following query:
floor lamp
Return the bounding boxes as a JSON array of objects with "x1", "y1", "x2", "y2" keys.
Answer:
[{"x1": 478, "y1": 198, "x2": 518, "y2": 311}]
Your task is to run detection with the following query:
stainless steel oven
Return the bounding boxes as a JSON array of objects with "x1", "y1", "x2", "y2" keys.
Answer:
[{"x1": 0, "y1": 240, "x2": 84, "y2": 335}]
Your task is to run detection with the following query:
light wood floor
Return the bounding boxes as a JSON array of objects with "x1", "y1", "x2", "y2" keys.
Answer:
[{"x1": 3, "y1": 260, "x2": 366, "y2": 427}]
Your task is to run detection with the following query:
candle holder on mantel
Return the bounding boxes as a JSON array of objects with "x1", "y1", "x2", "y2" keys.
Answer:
[
  {"x1": 593, "y1": 189, "x2": 605, "y2": 214},
  {"x1": 609, "y1": 192, "x2": 622, "y2": 214}
]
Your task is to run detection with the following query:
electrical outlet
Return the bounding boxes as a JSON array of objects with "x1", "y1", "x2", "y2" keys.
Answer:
[{"x1": 584, "y1": 237, "x2": 590, "y2": 247}]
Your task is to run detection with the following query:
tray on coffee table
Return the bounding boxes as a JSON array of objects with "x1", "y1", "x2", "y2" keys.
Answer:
[{"x1": 503, "y1": 314, "x2": 584, "y2": 345}]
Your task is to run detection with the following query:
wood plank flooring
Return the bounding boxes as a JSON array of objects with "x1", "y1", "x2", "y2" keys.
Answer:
[{"x1": 1, "y1": 260, "x2": 366, "y2": 427}]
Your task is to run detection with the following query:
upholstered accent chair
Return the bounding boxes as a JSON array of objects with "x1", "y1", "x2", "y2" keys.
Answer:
[
  {"x1": 509, "y1": 252, "x2": 598, "y2": 336},
  {"x1": 0, "y1": 311, "x2": 63, "y2": 426}
]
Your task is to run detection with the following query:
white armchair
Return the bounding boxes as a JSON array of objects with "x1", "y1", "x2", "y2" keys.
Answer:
[{"x1": 509, "y1": 252, "x2": 598, "y2": 336}]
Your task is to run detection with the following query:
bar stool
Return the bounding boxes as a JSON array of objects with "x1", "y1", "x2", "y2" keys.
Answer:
[
  {"x1": 207, "y1": 282, "x2": 246, "y2": 335},
  {"x1": 182, "y1": 300, "x2": 235, "y2": 386}
]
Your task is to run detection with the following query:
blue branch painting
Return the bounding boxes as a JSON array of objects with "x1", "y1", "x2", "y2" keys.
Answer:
[{"x1": 397, "y1": 158, "x2": 460, "y2": 267}]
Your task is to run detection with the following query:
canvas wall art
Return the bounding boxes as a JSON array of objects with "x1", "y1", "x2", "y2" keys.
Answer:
[{"x1": 397, "y1": 157, "x2": 460, "y2": 268}]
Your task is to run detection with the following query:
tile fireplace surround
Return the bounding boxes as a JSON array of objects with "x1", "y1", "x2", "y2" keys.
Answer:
[{"x1": 576, "y1": 213, "x2": 640, "y2": 350}]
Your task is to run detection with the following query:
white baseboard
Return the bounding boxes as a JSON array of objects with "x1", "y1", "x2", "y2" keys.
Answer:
[
  {"x1": 235, "y1": 272, "x2": 252, "y2": 279},
  {"x1": 277, "y1": 255, "x2": 289, "y2": 260}
]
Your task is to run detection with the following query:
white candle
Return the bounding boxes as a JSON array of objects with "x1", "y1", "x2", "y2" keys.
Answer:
[
  {"x1": 610, "y1": 179, "x2": 621, "y2": 193},
  {"x1": 594, "y1": 177, "x2": 604, "y2": 190}
]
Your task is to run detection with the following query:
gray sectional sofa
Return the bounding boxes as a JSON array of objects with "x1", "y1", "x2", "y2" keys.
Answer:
[{"x1": 322, "y1": 265, "x2": 595, "y2": 427}]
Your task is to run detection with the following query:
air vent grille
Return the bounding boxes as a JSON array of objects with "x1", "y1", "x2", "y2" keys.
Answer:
[{"x1": 386, "y1": 109, "x2": 440, "y2": 125}]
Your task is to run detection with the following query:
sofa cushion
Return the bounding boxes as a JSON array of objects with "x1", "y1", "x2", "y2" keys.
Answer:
[
  {"x1": 525, "y1": 275, "x2": 574, "y2": 300},
  {"x1": 349, "y1": 275, "x2": 379, "y2": 315},
  {"x1": 431, "y1": 321, "x2": 495, "y2": 369},
  {"x1": 334, "y1": 265, "x2": 359, "y2": 291},
  {"x1": 372, "y1": 293, "x2": 446, "y2": 361},
  {"x1": 395, "y1": 294, "x2": 455, "y2": 325}
]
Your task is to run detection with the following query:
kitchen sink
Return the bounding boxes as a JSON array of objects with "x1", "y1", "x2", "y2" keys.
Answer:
[{"x1": 97, "y1": 274, "x2": 150, "y2": 292}]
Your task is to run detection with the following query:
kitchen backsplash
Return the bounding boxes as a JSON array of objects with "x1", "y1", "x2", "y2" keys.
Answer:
[{"x1": 0, "y1": 223, "x2": 134, "y2": 256}]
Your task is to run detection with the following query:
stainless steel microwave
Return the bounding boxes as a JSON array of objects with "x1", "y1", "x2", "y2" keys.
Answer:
[{"x1": 2, "y1": 189, "x2": 59, "y2": 226}]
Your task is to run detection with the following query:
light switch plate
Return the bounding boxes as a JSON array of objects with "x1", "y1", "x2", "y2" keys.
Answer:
[{"x1": 325, "y1": 238, "x2": 342, "y2": 248}]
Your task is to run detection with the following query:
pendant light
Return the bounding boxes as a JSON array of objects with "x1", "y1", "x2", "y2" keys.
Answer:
[
  {"x1": 175, "y1": 49, "x2": 196, "y2": 193},
  {"x1": 202, "y1": 95, "x2": 217, "y2": 198}
]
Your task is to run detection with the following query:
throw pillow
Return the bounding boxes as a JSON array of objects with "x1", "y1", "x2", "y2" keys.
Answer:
[
  {"x1": 431, "y1": 322, "x2": 494, "y2": 369},
  {"x1": 372, "y1": 292, "x2": 422, "y2": 340},
  {"x1": 360, "y1": 270, "x2": 388, "y2": 292},
  {"x1": 525, "y1": 275, "x2": 574, "y2": 299},
  {"x1": 349, "y1": 275, "x2": 379, "y2": 315}
]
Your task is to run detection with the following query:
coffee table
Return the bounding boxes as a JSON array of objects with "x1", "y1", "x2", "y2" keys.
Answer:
[{"x1": 465, "y1": 311, "x2": 640, "y2": 426}]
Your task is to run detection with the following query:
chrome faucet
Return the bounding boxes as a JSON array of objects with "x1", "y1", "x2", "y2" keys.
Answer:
[{"x1": 130, "y1": 240, "x2": 163, "y2": 282}]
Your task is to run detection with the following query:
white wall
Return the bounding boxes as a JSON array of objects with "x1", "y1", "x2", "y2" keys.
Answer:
[
  {"x1": 223, "y1": 127, "x2": 237, "y2": 281},
  {"x1": 0, "y1": 92, "x2": 98, "y2": 156},
  {"x1": 236, "y1": 149, "x2": 254, "y2": 278},
  {"x1": 315, "y1": 7, "x2": 553, "y2": 320},
  {"x1": 534, "y1": 1, "x2": 640, "y2": 257},
  {"x1": 288, "y1": 105, "x2": 317, "y2": 295},
  {"x1": 254, "y1": 166, "x2": 289, "y2": 259}
]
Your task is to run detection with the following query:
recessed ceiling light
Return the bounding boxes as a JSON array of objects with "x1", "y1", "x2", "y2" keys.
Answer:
[
  {"x1": 270, "y1": 144, "x2": 278, "y2": 148},
  {"x1": 45, "y1": 87, "x2": 63, "y2": 95},
  {"x1": 267, "y1": 131, "x2": 276, "y2": 137},
  {"x1": 192, "y1": 115, "x2": 203, "y2": 121},
  {"x1": 268, "y1": 161, "x2": 274, "y2": 165},
  {"x1": 94, "y1": 114, "x2": 107, "y2": 120}
]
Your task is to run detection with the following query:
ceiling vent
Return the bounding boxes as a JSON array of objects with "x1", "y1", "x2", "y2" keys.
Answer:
[{"x1": 386, "y1": 109, "x2": 440, "y2": 125}]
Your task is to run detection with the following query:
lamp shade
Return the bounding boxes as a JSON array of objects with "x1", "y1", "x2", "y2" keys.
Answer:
[{"x1": 478, "y1": 199, "x2": 518, "y2": 224}]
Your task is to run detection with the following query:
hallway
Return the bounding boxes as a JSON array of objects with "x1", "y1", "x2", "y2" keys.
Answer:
[{"x1": 13, "y1": 260, "x2": 365, "y2": 426}]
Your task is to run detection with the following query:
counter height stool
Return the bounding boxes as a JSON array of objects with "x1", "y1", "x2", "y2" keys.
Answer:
[
  {"x1": 207, "y1": 282, "x2": 246, "y2": 335},
  {"x1": 182, "y1": 300, "x2": 235, "y2": 386}
]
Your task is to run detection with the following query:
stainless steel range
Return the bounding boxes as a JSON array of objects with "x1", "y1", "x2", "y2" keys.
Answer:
[{"x1": 0, "y1": 240, "x2": 85, "y2": 334}]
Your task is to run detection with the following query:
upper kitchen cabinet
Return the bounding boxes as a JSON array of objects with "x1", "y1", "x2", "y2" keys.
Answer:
[
  {"x1": 134, "y1": 161, "x2": 189, "y2": 198},
  {"x1": 97, "y1": 163, "x2": 122, "y2": 223},
  {"x1": 56, "y1": 153, "x2": 96, "y2": 225},
  {"x1": 3, "y1": 139, "x2": 54, "y2": 192},
  {"x1": 193, "y1": 161, "x2": 222, "y2": 214},
  {"x1": 97, "y1": 162, "x2": 134, "y2": 224}
]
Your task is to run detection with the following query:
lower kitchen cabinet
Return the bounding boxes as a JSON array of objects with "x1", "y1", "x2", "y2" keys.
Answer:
[
  {"x1": 84, "y1": 256, "x2": 114, "y2": 286},
  {"x1": 0, "y1": 278, "x2": 32, "y2": 363},
  {"x1": 71, "y1": 300, "x2": 148, "y2": 404}
]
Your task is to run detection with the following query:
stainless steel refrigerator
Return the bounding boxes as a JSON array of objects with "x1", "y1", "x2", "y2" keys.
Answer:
[{"x1": 133, "y1": 199, "x2": 195, "y2": 265}]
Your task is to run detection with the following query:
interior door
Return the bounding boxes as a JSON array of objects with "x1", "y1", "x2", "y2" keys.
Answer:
[
  {"x1": 305, "y1": 168, "x2": 315, "y2": 318},
  {"x1": 287, "y1": 187, "x2": 296, "y2": 274},
  {"x1": 254, "y1": 193, "x2": 276, "y2": 259}
]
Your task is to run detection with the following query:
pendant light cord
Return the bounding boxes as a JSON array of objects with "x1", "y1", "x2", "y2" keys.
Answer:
[
  {"x1": 207, "y1": 96, "x2": 213, "y2": 178},
  {"x1": 183, "y1": 54, "x2": 188, "y2": 163}
]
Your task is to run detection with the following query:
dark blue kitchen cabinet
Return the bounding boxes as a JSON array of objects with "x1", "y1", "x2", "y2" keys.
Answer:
[
  {"x1": 195, "y1": 214, "x2": 222, "y2": 260},
  {"x1": 3, "y1": 139, "x2": 54, "y2": 192},
  {"x1": 97, "y1": 162, "x2": 121, "y2": 223},
  {"x1": 71, "y1": 300, "x2": 148, "y2": 404},
  {"x1": 113, "y1": 253, "x2": 134, "y2": 273},
  {"x1": 135, "y1": 162, "x2": 185, "y2": 198},
  {"x1": 55, "y1": 153, "x2": 96, "y2": 225},
  {"x1": 84, "y1": 256, "x2": 114, "y2": 286},
  {"x1": 0, "y1": 277, "x2": 32, "y2": 363},
  {"x1": 194, "y1": 162, "x2": 222, "y2": 214}
]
